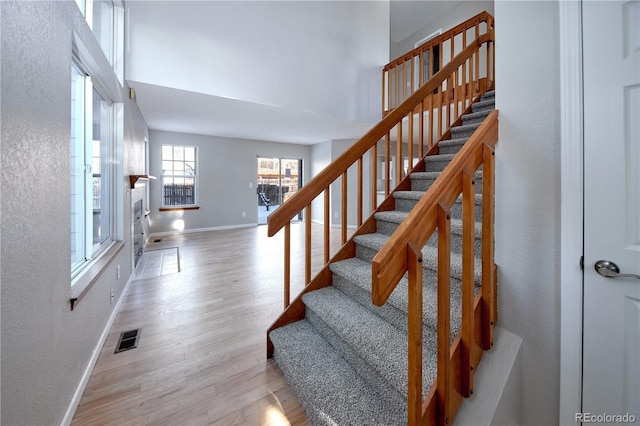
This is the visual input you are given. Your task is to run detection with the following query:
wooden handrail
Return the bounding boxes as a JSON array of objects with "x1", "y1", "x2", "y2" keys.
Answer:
[
  {"x1": 267, "y1": 34, "x2": 492, "y2": 238},
  {"x1": 383, "y1": 11, "x2": 494, "y2": 114},
  {"x1": 371, "y1": 110, "x2": 499, "y2": 305}
]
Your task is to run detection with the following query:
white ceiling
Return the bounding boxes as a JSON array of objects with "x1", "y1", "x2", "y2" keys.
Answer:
[
  {"x1": 130, "y1": 81, "x2": 376, "y2": 144},
  {"x1": 127, "y1": 1, "x2": 462, "y2": 145}
]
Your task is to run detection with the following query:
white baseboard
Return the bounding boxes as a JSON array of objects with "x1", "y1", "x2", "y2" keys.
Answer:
[
  {"x1": 148, "y1": 223, "x2": 257, "y2": 239},
  {"x1": 60, "y1": 274, "x2": 134, "y2": 426}
]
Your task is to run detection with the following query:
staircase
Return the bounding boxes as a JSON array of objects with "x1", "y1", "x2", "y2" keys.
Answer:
[{"x1": 270, "y1": 92, "x2": 496, "y2": 425}]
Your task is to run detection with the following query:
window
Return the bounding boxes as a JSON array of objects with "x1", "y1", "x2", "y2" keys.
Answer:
[
  {"x1": 74, "y1": 0, "x2": 120, "y2": 78},
  {"x1": 161, "y1": 145, "x2": 198, "y2": 207},
  {"x1": 70, "y1": 60, "x2": 115, "y2": 278}
]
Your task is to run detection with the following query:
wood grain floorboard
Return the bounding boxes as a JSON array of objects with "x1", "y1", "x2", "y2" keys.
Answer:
[{"x1": 72, "y1": 223, "x2": 351, "y2": 426}]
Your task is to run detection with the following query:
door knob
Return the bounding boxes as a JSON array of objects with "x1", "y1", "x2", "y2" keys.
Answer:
[{"x1": 594, "y1": 260, "x2": 640, "y2": 279}]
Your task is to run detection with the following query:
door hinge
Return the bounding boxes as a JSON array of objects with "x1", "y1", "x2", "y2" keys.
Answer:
[{"x1": 580, "y1": 256, "x2": 584, "y2": 270}]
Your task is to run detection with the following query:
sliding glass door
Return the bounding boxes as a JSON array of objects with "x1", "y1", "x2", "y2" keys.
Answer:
[{"x1": 257, "y1": 157, "x2": 302, "y2": 225}]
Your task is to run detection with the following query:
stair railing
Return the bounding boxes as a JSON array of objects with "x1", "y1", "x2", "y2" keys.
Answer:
[
  {"x1": 383, "y1": 11, "x2": 495, "y2": 121},
  {"x1": 371, "y1": 110, "x2": 499, "y2": 425},
  {"x1": 267, "y1": 25, "x2": 494, "y2": 308},
  {"x1": 267, "y1": 25, "x2": 495, "y2": 367}
]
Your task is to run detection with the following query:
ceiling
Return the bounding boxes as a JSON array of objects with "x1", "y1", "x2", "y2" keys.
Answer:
[
  {"x1": 130, "y1": 81, "x2": 375, "y2": 144},
  {"x1": 128, "y1": 1, "x2": 463, "y2": 145}
]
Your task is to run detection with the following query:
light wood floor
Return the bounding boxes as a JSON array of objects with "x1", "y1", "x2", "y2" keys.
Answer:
[{"x1": 72, "y1": 223, "x2": 352, "y2": 426}]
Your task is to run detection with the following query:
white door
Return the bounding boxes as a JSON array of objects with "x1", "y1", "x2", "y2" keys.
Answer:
[{"x1": 583, "y1": 0, "x2": 640, "y2": 421}]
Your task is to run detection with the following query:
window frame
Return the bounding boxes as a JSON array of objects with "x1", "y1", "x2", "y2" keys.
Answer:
[
  {"x1": 70, "y1": 58, "x2": 118, "y2": 283},
  {"x1": 160, "y1": 145, "x2": 199, "y2": 209}
]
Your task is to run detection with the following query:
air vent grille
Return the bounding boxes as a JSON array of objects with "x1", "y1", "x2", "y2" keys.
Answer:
[{"x1": 115, "y1": 329, "x2": 141, "y2": 353}]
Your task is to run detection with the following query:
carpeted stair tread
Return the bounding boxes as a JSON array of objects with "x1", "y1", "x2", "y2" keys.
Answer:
[
  {"x1": 450, "y1": 122, "x2": 482, "y2": 136},
  {"x1": 269, "y1": 320, "x2": 406, "y2": 425},
  {"x1": 353, "y1": 232, "x2": 391, "y2": 252},
  {"x1": 302, "y1": 287, "x2": 438, "y2": 399},
  {"x1": 410, "y1": 171, "x2": 442, "y2": 180},
  {"x1": 461, "y1": 109, "x2": 493, "y2": 124},
  {"x1": 374, "y1": 210, "x2": 409, "y2": 224},
  {"x1": 421, "y1": 244, "x2": 482, "y2": 285},
  {"x1": 472, "y1": 99, "x2": 495, "y2": 112},
  {"x1": 330, "y1": 257, "x2": 465, "y2": 336},
  {"x1": 393, "y1": 190, "x2": 425, "y2": 201},
  {"x1": 482, "y1": 90, "x2": 495, "y2": 99},
  {"x1": 425, "y1": 153, "x2": 457, "y2": 163}
]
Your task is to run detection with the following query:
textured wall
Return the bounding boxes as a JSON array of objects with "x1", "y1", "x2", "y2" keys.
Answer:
[
  {"x1": 0, "y1": 2, "x2": 147, "y2": 424},
  {"x1": 147, "y1": 130, "x2": 311, "y2": 234},
  {"x1": 494, "y1": 2, "x2": 561, "y2": 425}
]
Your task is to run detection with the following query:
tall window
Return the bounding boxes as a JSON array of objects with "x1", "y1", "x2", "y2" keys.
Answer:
[
  {"x1": 161, "y1": 145, "x2": 197, "y2": 207},
  {"x1": 70, "y1": 61, "x2": 115, "y2": 277}
]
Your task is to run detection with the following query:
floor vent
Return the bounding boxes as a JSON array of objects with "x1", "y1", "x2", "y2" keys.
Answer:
[{"x1": 115, "y1": 329, "x2": 141, "y2": 353}]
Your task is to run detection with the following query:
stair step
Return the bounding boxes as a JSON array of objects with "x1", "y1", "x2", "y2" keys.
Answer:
[
  {"x1": 472, "y1": 99, "x2": 495, "y2": 113},
  {"x1": 451, "y1": 122, "x2": 482, "y2": 139},
  {"x1": 330, "y1": 257, "x2": 467, "y2": 338},
  {"x1": 374, "y1": 210, "x2": 409, "y2": 235},
  {"x1": 421, "y1": 245, "x2": 483, "y2": 285},
  {"x1": 424, "y1": 153, "x2": 457, "y2": 172},
  {"x1": 353, "y1": 232, "x2": 391, "y2": 262},
  {"x1": 270, "y1": 320, "x2": 406, "y2": 425},
  {"x1": 482, "y1": 90, "x2": 495, "y2": 100},
  {"x1": 461, "y1": 108, "x2": 493, "y2": 125},
  {"x1": 302, "y1": 287, "x2": 438, "y2": 401},
  {"x1": 437, "y1": 137, "x2": 468, "y2": 155},
  {"x1": 410, "y1": 170, "x2": 482, "y2": 192},
  {"x1": 393, "y1": 191, "x2": 483, "y2": 221}
]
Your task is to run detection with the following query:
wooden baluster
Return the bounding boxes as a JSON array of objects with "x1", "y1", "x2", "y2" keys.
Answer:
[
  {"x1": 475, "y1": 20, "x2": 480, "y2": 94},
  {"x1": 401, "y1": 61, "x2": 406, "y2": 103},
  {"x1": 371, "y1": 144, "x2": 378, "y2": 212},
  {"x1": 450, "y1": 34, "x2": 456, "y2": 125},
  {"x1": 462, "y1": 30, "x2": 468, "y2": 108},
  {"x1": 342, "y1": 171, "x2": 347, "y2": 245},
  {"x1": 357, "y1": 157, "x2": 363, "y2": 228},
  {"x1": 410, "y1": 54, "x2": 415, "y2": 96},
  {"x1": 460, "y1": 169, "x2": 476, "y2": 398},
  {"x1": 305, "y1": 205, "x2": 311, "y2": 285},
  {"x1": 454, "y1": 68, "x2": 460, "y2": 120},
  {"x1": 382, "y1": 68, "x2": 387, "y2": 115},
  {"x1": 419, "y1": 50, "x2": 424, "y2": 89},
  {"x1": 324, "y1": 189, "x2": 330, "y2": 263},
  {"x1": 428, "y1": 94, "x2": 434, "y2": 149},
  {"x1": 408, "y1": 108, "x2": 414, "y2": 170},
  {"x1": 396, "y1": 121, "x2": 403, "y2": 185},
  {"x1": 395, "y1": 66, "x2": 400, "y2": 107},
  {"x1": 418, "y1": 101, "x2": 425, "y2": 159},
  {"x1": 385, "y1": 132, "x2": 391, "y2": 197},
  {"x1": 481, "y1": 145, "x2": 495, "y2": 350},
  {"x1": 407, "y1": 241, "x2": 423, "y2": 426},
  {"x1": 437, "y1": 202, "x2": 451, "y2": 425},
  {"x1": 284, "y1": 222, "x2": 291, "y2": 309}
]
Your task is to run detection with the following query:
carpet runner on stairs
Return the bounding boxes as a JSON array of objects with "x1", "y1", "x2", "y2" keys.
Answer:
[{"x1": 269, "y1": 90, "x2": 496, "y2": 425}]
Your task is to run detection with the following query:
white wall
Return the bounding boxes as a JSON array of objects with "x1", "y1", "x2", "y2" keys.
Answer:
[
  {"x1": 148, "y1": 131, "x2": 311, "y2": 234},
  {"x1": 126, "y1": 1, "x2": 389, "y2": 124},
  {"x1": 494, "y1": 2, "x2": 561, "y2": 425},
  {"x1": 0, "y1": 1, "x2": 148, "y2": 425}
]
